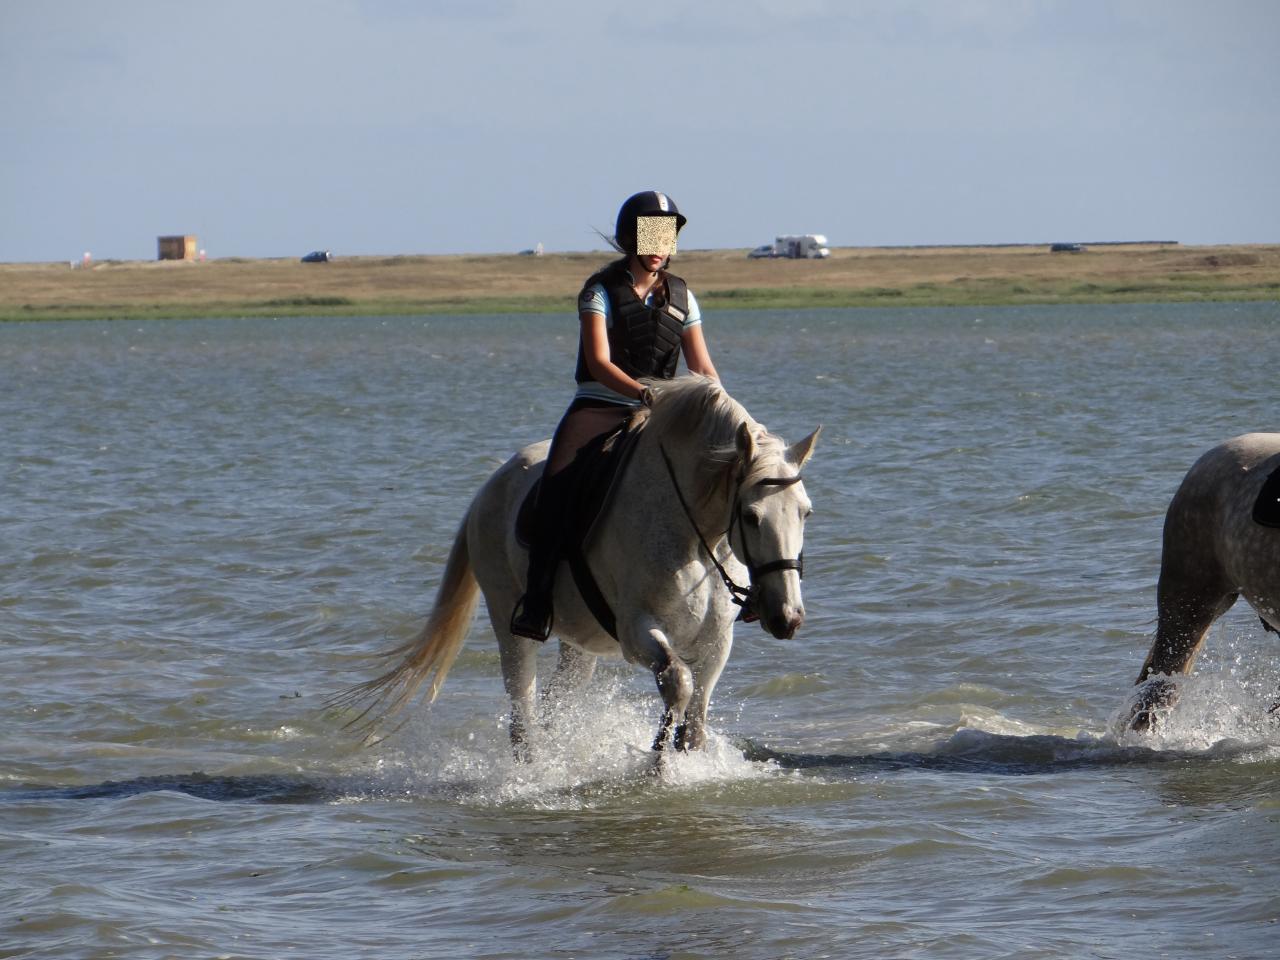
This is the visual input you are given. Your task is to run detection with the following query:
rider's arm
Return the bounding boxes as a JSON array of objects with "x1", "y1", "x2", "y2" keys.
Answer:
[
  {"x1": 580, "y1": 311, "x2": 648, "y2": 400},
  {"x1": 681, "y1": 324, "x2": 719, "y2": 381}
]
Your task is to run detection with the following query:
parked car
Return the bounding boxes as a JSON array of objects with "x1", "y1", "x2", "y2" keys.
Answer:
[
  {"x1": 1049, "y1": 243, "x2": 1085, "y2": 253},
  {"x1": 748, "y1": 235, "x2": 830, "y2": 259},
  {"x1": 301, "y1": 250, "x2": 332, "y2": 263}
]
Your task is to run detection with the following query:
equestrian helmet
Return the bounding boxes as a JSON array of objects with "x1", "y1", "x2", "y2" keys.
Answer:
[{"x1": 614, "y1": 191, "x2": 687, "y2": 255}]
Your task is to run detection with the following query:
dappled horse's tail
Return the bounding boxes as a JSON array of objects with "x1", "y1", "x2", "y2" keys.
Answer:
[{"x1": 330, "y1": 511, "x2": 479, "y2": 736}]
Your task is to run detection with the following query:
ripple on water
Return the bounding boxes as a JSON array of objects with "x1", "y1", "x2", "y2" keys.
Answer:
[{"x1": 5, "y1": 308, "x2": 1280, "y2": 959}]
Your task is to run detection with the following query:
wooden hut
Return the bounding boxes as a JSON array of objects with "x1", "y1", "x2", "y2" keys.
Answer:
[{"x1": 157, "y1": 235, "x2": 198, "y2": 261}]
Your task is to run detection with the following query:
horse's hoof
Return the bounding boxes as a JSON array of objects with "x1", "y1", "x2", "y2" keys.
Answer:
[
  {"x1": 1128, "y1": 678, "x2": 1178, "y2": 733},
  {"x1": 1128, "y1": 707, "x2": 1156, "y2": 733},
  {"x1": 509, "y1": 725, "x2": 533, "y2": 763},
  {"x1": 673, "y1": 723, "x2": 689, "y2": 752},
  {"x1": 673, "y1": 723, "x2": 706, "y2": 752}
]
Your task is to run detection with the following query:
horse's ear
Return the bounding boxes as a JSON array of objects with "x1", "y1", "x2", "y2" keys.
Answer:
[
  {"x1": 786, "y1": 426, "x2": 822, "y2": 469},
  {"x1": 735, "y1": 421, "x2": 756, "y2": 465}
]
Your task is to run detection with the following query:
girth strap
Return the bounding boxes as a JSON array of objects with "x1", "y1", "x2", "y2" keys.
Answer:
[{"x1": 567, "y1": 547, "x2": 618, "y2": 641}]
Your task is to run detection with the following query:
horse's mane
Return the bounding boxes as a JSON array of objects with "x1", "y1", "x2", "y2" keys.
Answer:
[{"x1": 646, "y1": 375, "x2": 786, "y2": 504}]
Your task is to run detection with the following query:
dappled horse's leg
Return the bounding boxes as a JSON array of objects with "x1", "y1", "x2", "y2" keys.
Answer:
[
  {"x1": 672, "y1": 703, "x2": 704, "y2": 753},
  {"x1": 540, "y1": 642, "x2": 597, "y2": 712},
  {"x1": 673, "y1": 636, "x2": 733, "y2": 752},
  {"x1": 1129, "y1": 568, "x2": 1237, "y2": 732},
  {"x1": 651, "y1": 652, "x2": 694, "y2": 751},
  {"x1": 625, "y1": 625, "x2": 693, "y2": 751},
  {"x1": 496, "y1": 631, "x2": 540, "y2": 760},
  {"x1": 654, "y1": 656, "x2": 694, "y2": 751},
  {"x1": 1128, "y1": 478, "x2": 1241, "y2": 733}
]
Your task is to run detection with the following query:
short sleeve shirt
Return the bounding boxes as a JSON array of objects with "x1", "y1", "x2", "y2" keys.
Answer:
[{"x1": 578, "y1": 277, "x2": 702, "y2": 329}]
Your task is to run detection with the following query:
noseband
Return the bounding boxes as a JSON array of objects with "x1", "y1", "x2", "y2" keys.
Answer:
[{"x1": 659, "y1": 444, "x2": 804, "y2": 623}]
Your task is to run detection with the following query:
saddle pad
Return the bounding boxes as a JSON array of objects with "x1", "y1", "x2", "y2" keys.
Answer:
[{"x1": 1253, "y1": 462, "x2": 1280, "y2": 528}]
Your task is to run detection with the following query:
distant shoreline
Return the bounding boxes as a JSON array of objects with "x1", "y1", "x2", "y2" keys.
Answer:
[{"x1": 2, "y1": 243, "x2": 1278, "y2": 322}]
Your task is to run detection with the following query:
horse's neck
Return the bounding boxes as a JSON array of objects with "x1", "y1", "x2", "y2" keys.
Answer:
[{"x1": 611, "y1": 432, "x2": 731, "y2": 563}]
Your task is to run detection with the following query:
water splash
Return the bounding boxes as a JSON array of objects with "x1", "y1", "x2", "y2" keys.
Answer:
[
  {"x1": 1106, "y1": 626, "x2": 1280, "y2": 760},
  {"x1": 1109, "y1": 674, "x2": 1280, "y2": 760},
  {"x1": 345, "y1": 672, "x2": 780, "y2": 809}
]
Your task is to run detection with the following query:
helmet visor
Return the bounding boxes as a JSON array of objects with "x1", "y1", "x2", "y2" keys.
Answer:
[{"x1": 634, "y1": 215, "x2": 679, "y2": 257}]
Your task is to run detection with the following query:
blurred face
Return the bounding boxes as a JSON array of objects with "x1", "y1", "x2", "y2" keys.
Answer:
[{"x1": 634, "y1": 216, "x2": 678, "y2": 259}]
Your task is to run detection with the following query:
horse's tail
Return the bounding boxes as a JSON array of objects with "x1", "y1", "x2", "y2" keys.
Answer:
[{"x1": 330, "y1": 509, "x2": 479, "y2": 736}]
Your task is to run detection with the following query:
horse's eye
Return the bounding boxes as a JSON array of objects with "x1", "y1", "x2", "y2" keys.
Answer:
[{"x1": 743, "y1": 510, "x2": 762, "y2": 528}]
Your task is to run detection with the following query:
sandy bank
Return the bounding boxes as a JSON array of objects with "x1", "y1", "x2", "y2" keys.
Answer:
[{"x1": 2, "y1": 243, "x2": 1278, "y2": 321}]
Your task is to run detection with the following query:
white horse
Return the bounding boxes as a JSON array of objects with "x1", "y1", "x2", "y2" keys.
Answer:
[
  {"x1": 1128, "y1": 432, "x2": 1280, "y2": 731},
  {"x1": 338, "y1": 375, "x2": 820, "y2": 754}
]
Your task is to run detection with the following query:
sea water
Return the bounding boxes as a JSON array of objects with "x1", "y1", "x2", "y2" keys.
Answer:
[{"x1": 3, "y1": 302, "x2": 1279, "y2": 959}]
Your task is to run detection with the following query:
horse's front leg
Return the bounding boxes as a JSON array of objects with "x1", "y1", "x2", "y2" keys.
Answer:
[
  {"x1": 653, "y1": 646, "x2": 695, "y2": 752},
  {"x1": 1129, "y1": 576, "x2": 1237, "y2": 732},
  {"x1": 540, "y1": 642, "x2": 597, "y2": 712},
  {"x1": 673, "y1": 628, "x2": 734, "y2": 752},
  {"x1": 623, "y1": 623, "x2": 693, "y2": 751}
]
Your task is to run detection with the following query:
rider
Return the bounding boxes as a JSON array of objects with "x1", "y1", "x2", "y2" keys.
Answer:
[{"x1": 509, "y1": 190, "x2": 720, "y2": 641}]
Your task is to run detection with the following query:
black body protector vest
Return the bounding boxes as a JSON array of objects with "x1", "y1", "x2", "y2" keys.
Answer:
[{"x1": 574, "y1": 260, "x2": 690, "y2": 385}]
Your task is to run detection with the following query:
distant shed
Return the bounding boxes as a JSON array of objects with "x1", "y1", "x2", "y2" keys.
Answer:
[{"x1": 157, "y1": 235, "x2": 198, "y2": 261}]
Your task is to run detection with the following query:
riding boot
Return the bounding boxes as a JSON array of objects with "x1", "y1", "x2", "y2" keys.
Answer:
[{"x1": 510, "y1": 470, "x2": 572, "y2": 641}]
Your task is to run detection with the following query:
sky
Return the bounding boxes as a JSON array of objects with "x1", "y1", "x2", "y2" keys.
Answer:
[{"x1": 3, "y1": 0, "x2": 1278, "y2": 262}]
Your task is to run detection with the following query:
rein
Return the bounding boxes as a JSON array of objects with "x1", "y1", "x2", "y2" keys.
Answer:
[{"x1": 659, "y1": 442, "x2": 804, "y2": 623}]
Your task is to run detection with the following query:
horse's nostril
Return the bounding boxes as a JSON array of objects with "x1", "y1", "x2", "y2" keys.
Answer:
[
  {"x1": 787, "y1": 610, "x2": 804, "y2": 636},
  {"x1": 771, "y1": 611, "x2": 802, "y2": 640}
]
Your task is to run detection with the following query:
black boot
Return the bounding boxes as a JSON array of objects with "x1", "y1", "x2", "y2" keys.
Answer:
[
  {"x1": 510, "y1": 543, "x2": 555, "y2": 641},
  {"x1": 510, "y1": 472, "x2": 570, "y2": 641}
]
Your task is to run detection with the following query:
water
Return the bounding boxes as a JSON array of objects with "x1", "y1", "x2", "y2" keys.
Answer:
[{"x1": 3, "y1": 302, "x2": 1279, "y2": 959}]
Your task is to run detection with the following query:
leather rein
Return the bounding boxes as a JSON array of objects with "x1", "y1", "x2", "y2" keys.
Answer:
[{"x1": 659, "y1": 443, "x2": 804, "y2": 623}]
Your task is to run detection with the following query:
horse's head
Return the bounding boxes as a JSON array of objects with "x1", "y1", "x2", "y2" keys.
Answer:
[
  {"x1": 646, "y1": 376, "x2": 820, "y2": 640},
  {"x1": 729, "y1": 421, "x2": 820, "y2": 640}
]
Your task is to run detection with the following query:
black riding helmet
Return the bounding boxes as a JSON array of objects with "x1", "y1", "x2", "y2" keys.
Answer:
[{"x1": 614, "y1": 191, "x2": 687, "y2": 256}]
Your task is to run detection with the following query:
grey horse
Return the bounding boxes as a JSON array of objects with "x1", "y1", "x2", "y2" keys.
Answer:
[
  {"x1": 1128, "y1": 432, "x2": 1280, "y2": 731},
  {"x1": 336, "y1": 375, "x2": 819, "y2": 755}
]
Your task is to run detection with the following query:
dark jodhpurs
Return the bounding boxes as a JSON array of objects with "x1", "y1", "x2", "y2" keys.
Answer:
[{"x1": 511, "y1": 398, "x2": 635, "y2": 638}]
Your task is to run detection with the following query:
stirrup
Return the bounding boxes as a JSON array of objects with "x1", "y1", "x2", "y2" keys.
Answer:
[{"x1": 509, "y1": 595, "x2": 552, "y2": 642}]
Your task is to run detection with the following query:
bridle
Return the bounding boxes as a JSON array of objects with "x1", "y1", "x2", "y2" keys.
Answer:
[{"x1": 660, "y1": 444, "x2": 805, "y2": 623}]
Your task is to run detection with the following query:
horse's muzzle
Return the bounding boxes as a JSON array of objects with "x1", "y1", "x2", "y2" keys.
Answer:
[{"x1": 764, "y1": 605, "x2": 804, "y2": 640}]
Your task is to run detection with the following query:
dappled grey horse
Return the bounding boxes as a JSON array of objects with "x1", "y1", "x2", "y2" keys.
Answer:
[
  {"x1": 337, "y1": 375, "x2": 819, "y2": 754},
  {"x1": 1128, "y1": 432, "x2": 1280, "y2": 731}
]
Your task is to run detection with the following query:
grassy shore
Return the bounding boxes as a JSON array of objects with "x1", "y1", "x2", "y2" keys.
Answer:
[{"x1": 2, "y1": 243, "x2": 1278, "y2": 322}]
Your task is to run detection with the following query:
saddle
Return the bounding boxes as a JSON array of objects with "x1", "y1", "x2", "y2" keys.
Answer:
[
  {"x1": 1253, "y1": 462, "x2": 1280, "y2": 528},
  {"x1": 515, "y1": 410, "x2": 650, "y2": 638}
]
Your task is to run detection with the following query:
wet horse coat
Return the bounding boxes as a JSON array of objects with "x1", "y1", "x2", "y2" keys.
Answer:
[{"x1": 1128, "y1": 432, "x2": 1280, "y2": 730}]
